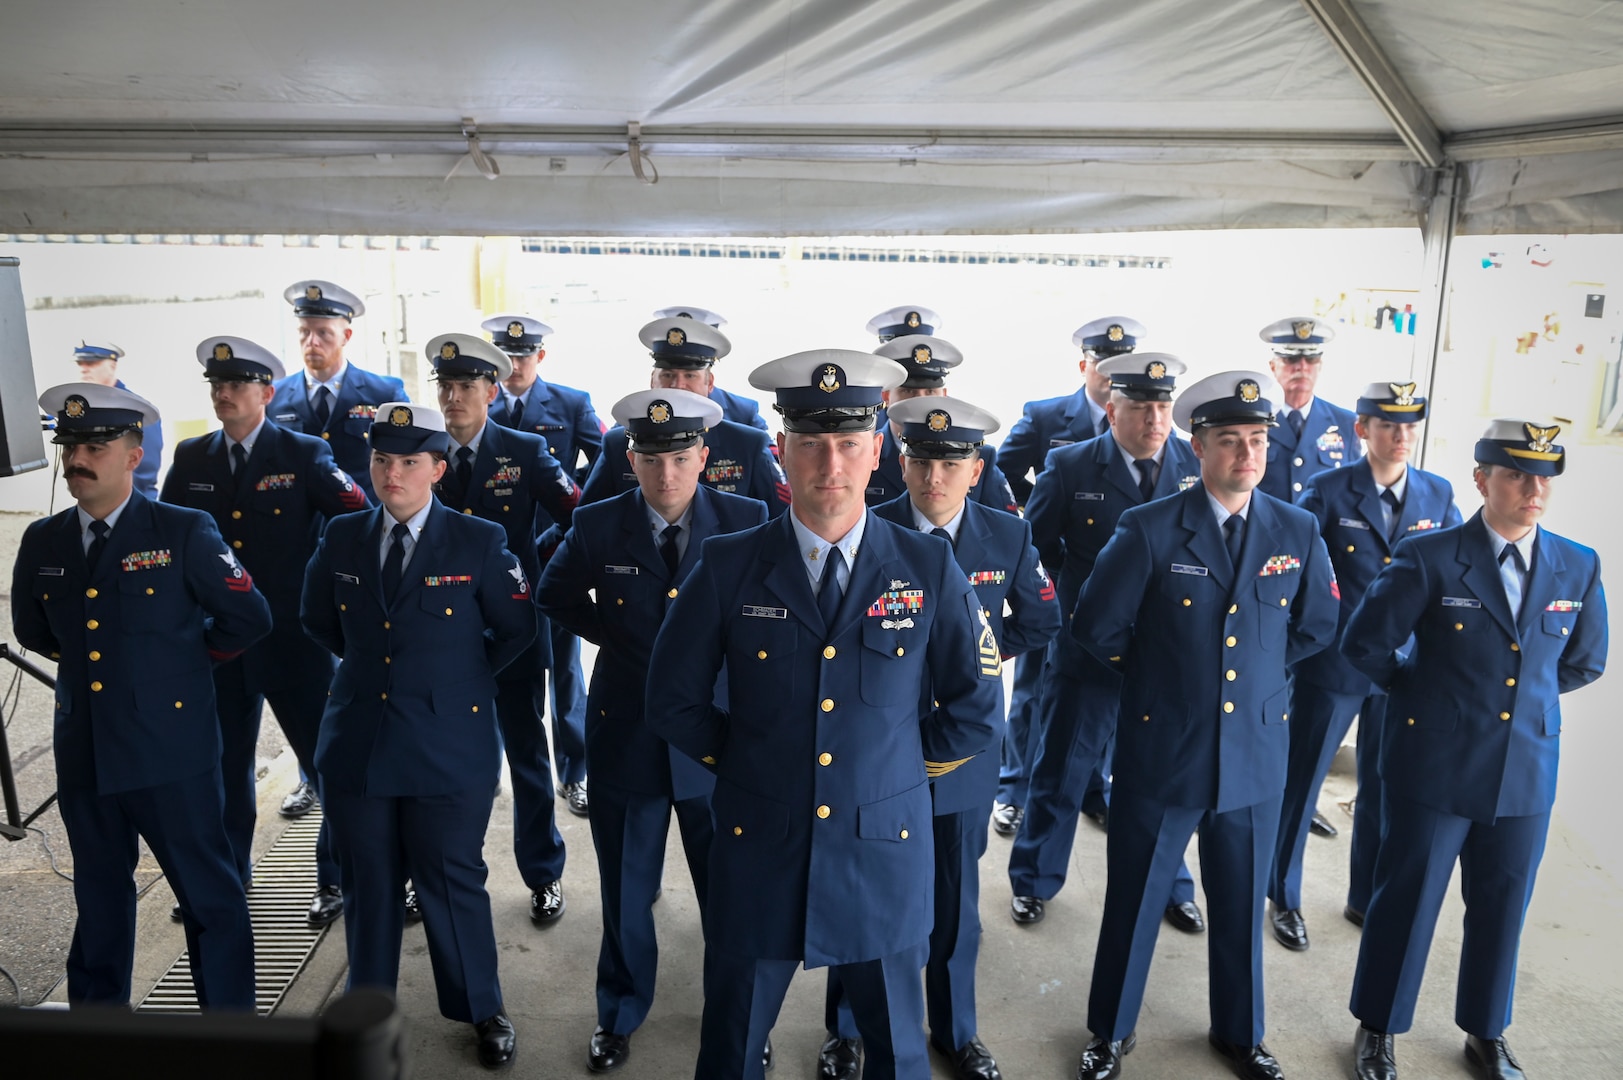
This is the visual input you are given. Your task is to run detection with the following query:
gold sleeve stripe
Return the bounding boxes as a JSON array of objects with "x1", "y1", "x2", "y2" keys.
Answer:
[{"x1": 925, "y1": 756, "x2": 975, "y2": 778}]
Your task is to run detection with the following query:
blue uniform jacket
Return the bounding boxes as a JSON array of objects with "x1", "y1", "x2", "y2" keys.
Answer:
[
  {"x1": 11, "y1": 492, "x2": 273, "y2": 794},
  {"x1": 433, "y1": 420, "x2": 578, "y2": 595},
  {"x1": 1027, "y1": 431, "x2": 1201, "y2": 683},
  {"x1": 160, "y1": 420, "x2": 368, "y2": 627},
  {"x1": 1074, "y1": 485, "x2": 1339, "y2": 812},
  {"x1": 579, "y1": 420, "x2": 790, "y2": 516},
  {"x1": 490, "y1": 377, "x2": 603, "y2": 494},
  {"x1": 1341, "y1": 512, "x2": 1607, "y2": 822},
  {"x1": 645, "y1": 511, "x2": 1004, "y2": 966},
  {"x1": 1294, "y1": 460, "x2": 1461, "y2": 696},
  {"x1": 997, "y1": 387, "x2": 1102, "y2": 506},
  {"x1": 875, "y1": 496, "x2": 1061, "y2": 816},
  {"x1": 300, "y1": 502, "x2": 537, "y2": 798},
  {"x1": 709, "y1": 385, "x2": 767, "y2": 431},
  {"x1": 115, "y1": 379, "x2": 163, "y2": 499},
  {"x1": 537, "y1": 486, "x2": 768, "y2": 802},
  {"x1": 864, "y1": 428, "x2": 1018, "y2": 515},
  {"x1": 268, "y1": 363, "x2": 408, "y2": 502},
  {"x1": 1257, "y1": 396, "x2": 1363, "y2": 504}
]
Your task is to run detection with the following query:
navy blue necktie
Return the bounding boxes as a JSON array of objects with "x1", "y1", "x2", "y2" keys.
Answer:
[
  {"x1": 1287, "y1": 409, "x2": 1305, "y2": 438},
  {"x1": 509, "y1": 395, "x2": 525, "y2": 429},
  {"x1": 1136, "y1": 458, "x2": 1157, "y2": 501},
  {"x1": 1380, "y1": 488, "x2": 1402, "y2": 540},
  {"x1": 1224, "y1": 514, "x2": 1245, "y2": 569},
  {"x1": 930, "y1": 526, "x2": 954, "y2": 549},
  {"x1": 817, "y1": 546, "x2": 846, "y2": 627},
  {"x1": 315, "y1": 386, "x2": 333, "y2": 429},
  {"x1": 659, "y1": 523, "x2": 681, "y2": 577},
  {"x1": 382, "y1": 522, "x2": 409, "y2": 601},
  {"x1": 454, "y1": 446, "x2": 474, "y2": 500},
  {"x1": 86, "y1": 519, "x2": 110, "y2": 572}
]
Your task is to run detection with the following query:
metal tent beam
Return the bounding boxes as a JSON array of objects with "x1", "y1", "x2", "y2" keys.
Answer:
[
  {"x1": 1411, "y1": 165, "x2": 1463, "y2": 471},
  {"x1": 1298, "y1": 0, "x2": 1445, "y2": 168}
]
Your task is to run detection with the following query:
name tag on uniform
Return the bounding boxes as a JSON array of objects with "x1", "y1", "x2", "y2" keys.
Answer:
[
  {"x1": 1048, "y1": 438, "x2": 1075, "y2": 448},
  {"x1": 38, "y1": 567, "x2": 64, "y2": 576},
  {"x1": 865, "y1": 486, "x2": 887, "y2": 496},
  {"x1": 742, "y1": 605, "x2": 787, "y2": 618},
  {"x1": 1338, "y1": 517, "x2": 1370, "y2": 530},
  {"x1": 188, "y1": 482, "x2": 215, "y2": 492},
  {"x1": 1074, "y1": 491, "x2": 1105, "y2": 501},
  {"x1": 619, "y1": 472, "x2": 636, "y2": 482},
  {"x1": 1442, "y1": 596, "x2": 1482, "y2": 608},
  {"x1": 605, "y1": 565, "x2": 638, "y2": 575},
  {"x1": 274, "y1": 412, "x2": 300, "y2": 423},
  {"x1": 1170, "y1": 563, "x2": 1208, "y2": 576},
  {"x1": 334, "y1": 572, "x2": 360, "y2": 584}
]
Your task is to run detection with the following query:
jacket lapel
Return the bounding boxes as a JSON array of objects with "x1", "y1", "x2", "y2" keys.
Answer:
[
  {"x1": 1232, "y1": 495, "x2": 1277, "y2": 595},
  {"x1": 760, "y1": 515, "x2": 823, "y2": 631},
  {"x1": 952, "y1": 503, "x2": 990, "y2": 575},
  {"x1": 354, "y1": 508, "x2": 388, "y2": 610},
  {"x1": 1346, "y1": 462, "x2": 1388, "y2": 541},
  {"x1": 390, "y1": 503, "x2": 447, "y2": 610},
  {"x1": 1271, "y1": 408, "x2": 1301, "y2": 454},
  {"x1": 1155, "y1": 437, "x2": 1199, "y2": 497},
  {"x1": 1458, "y1": 513, "x2": 1519, "y2": 640},
  {"x1": 1099, "y1": 433, "x2": 1143, "y2": 503},
  {"x1": 1518, "y1": 528, "x2": 1564, "y2": 636},
  {"x1": 831, "y1": 512, "x2": 899, "y2": 640},
  {"x1": 680, "y1": 488, "x2": 721, "y2": 578},
  {"x1": 624, "y1": 491, "x2": 670, "y2": 579},
  {"x1": 1179, "y1": 486, "x2": 1233, "y2": 593}
]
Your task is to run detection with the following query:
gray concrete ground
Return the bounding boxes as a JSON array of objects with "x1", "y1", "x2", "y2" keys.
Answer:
[{"x1": 4, "y1": 502, "x2": 1623, "y2": 1078}]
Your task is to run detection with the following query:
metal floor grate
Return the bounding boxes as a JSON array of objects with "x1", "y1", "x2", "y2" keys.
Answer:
[{"x1": 138, "y1": 812, "x2": 328, "y2": 1015}]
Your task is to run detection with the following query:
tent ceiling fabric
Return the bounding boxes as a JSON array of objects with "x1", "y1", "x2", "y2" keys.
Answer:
[{"x1": 2, "y1": 0, "x2": 1622, "y2": 235}]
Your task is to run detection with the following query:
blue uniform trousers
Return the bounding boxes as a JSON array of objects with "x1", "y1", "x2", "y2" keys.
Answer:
[
  {"x1": 548, "y1": 620, "x2": 589, "y2": 785},
  {"x1": 704, "y1": 942, "x2": 930, "y2": 1080},
  {"x1": 590, "y1": 778, "x2": 713, "y2": 1035},
  {"x1": 496, "y1": 627, "x2": 567, "y2": 886},
  {"x1": 826, "y1": 806, "x2": 989, "y2": 1050},
  {"x1": 1268, "y1": 680, "x2": 1363, "y2": 909},
  {"x1": 325, "y1": 786, "x2": 503, "y2": 1024},
  {"x1": 58, "y1": 767, "x2": 256, "y2": 1010},
  {"x1": 994, "y1": 652, "x2": 1043, "y2": 808},
  {"x1": 1350, "y1": 792, "x2": 1549, "y2": 1039},
  {"x1": 1081, "y1": 738, "x2": 1112, "y2": 820},
  {"x1": 213, "y1": 632, "x2": 339, "y2": 889},
  {"x1": 1087, "y1": 788, "x2": 1279, "y2": 1047},
  {"x1": 1346, "y1": 693, "x2": 1389, "y2": 915},
  {"x1": 1010, "y1": 667, "x2": 1194, "y2": 903}
]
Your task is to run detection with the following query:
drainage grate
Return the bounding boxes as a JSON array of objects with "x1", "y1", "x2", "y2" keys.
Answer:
[{"x1": 138, "y1": 812, "x2": 328, "y2": 1015}]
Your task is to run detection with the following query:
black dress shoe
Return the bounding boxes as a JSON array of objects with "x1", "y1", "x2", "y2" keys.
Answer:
[
  {"x1": 1164, "y1": 900, "x2": 1206, "y2": 934},
  {"x1": 1354, "y1": 1025, "x2": 1397, "y2": 1080},
  {"x1": 474, "y1": 1011, "x2": 517, "y2": 1070},
  {"x1": 762, "y1": 1035, "x2": 773, "y2": 1071},
  {"x1": 1084, "y1": 807, "x2": 1109, "y2": 830},
  {"x1": 1075, "y1": 1031, "x2": 1136, "y2": 1080},
  {"x1": 1010, "y1": 894, "x2": 1045, "y2": 924},
  {"x1": 562, "y1": 780, "x2": 590, "y2": 817},
  {"x1": 938, "y1": 1035, "x2": 1001, "y2": 1080},
  {"x1": 1344, "y1": 904, "x2": 1366, "y2": 928},
  {"x1": 588, "y1": 1027, "x2": 630, "y2": 1073},
  {"x1": 171, "y1": 903, "x2": 183, "y2": 923},
  {"x1": 530, "y1": 880, "x2": 565, "y2": 926},
  {"x1": 990, "y1": 802, "x2": 1023, "y2": 837},
  {"x1": 307, "y1": 885, "x2": 343, "y2": 926},
  {"x1": 279, "y1": 780, "x2": 317, "y2": 819},
  {"x1": 1269, "y1": 903, "x2": 1309, "y2": 951},
  {"x1": 1464, "y1": 1034, "x2": 1526, "y2": 1080},
  {"x1": 818, "y1": 1033, "x2": 862, "y2": 1080},
  {"x1": 1309, "y1": 810, "x2": 1339, "y2": 838},
  {"x1": 1207, "y1": 1031, "x2": 1284, "y2": 1080},
  {"x1": 403, "y1": 887, "x2": 423, "y2": 925}
]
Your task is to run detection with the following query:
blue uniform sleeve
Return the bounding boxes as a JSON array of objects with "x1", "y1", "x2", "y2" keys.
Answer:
[
  {"x1": 184, "y1": 514, "x2": 273, "y2": 662},
  {"x1": 742, "y1": 434, "x2": 791, "y2": 517},
  {"x1": 477, "y1": 528, "x2": 538, "y2": 676},
  {"x1": 922, "y1": 561, "x2": 1006, "y2": 774},
  {"x1": 645, "y1": 546, "x2": 731, "y2": 768},
  {"x1": 300, "y1": 529, "x2": 345, "y2": 659},
  {"x1": 1340, "y1": 537, "x2": 1432, "y2": 689},
  {"x1": 387, "y1": 375, "x2": 410, "y2": 403},
  {"x1": 998, "y1": 405, "x2": 1045, "y2": 507},
  {"x1": 1558, "y1": 556, "x2": 1608, "y2": 694},
  {"x1": 1071, "y1": 510, "x2": 1153, "y2": 670},
  {"x1": 528, "y1": 443, "x2": 580, "y2": 530},
  {"x1": 1297, "y1": 476, "x2": 1333, "y2": 531},
  {"x1": 578, "y1": 442, "x2": 619, "y2": 507},
  {"x1": 1024, "y1": 449, "x2": 1066, "y2": 575},
  {"x1": 308, "y1": 440, "x2": 369, "y2": 517},
  {"x1": 997, "y1": 522, "x2": 1062, "y2": 658},
  {"x1": 10, "y1": 523, "x2": 59, "y2": 658},
  {"x1": 1286, "y1": 530, "x2": 1339, "y2": 667},
  {"x1": 571, "y1": 394, "x2": 604, "y2": 483},
  {"x1": 134, "y1": 425, "x2": 163, "y2": 500},
  {"x1": 535, "y1": 523, "x2": 604, "y2": 646},
  {"x1": 976, "y1": 447, "x2": 1020, "y2": 515}
]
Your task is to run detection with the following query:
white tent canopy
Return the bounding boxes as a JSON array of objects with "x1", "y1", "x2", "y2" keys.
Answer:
[{"x1": 3, "y1": 0, "x2": 1623, "y2": 236}]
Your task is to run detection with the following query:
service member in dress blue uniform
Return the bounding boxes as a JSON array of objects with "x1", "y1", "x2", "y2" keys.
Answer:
[
  {"x1": 267, "y1": 280, "x2": 407, "y2": 504},
  {"x1": 820, "y1": 396, "x2": 1059, "y2": 1080},
  {"x1": 1341, "y1": 420, "x2": 1607, "y2": 1080},
  {"x1": 1070, "y1": 371, "x2": 1339, "y2": 1080},
  {"x1": 646, "y1": 350, "x2": 1004, "y2": 1080},
  {"x1": 485, "y1": 313, "x2": 600, "y2": 816},
  {"x1": 991, "y1": 315, "x2": 1145, "y2": 836},
  {"x1": 1265, "y1": 381, "x2": 1461, "y2": 954},
  {"x1": 72, "y1": 340, "x2": 164, "y2": 498},
  {"x1": 1008, "y1": 353, "x2": 1204, "y2": 934},
  {"x1": 863, "y1": 334, "x2": 1018, "y2": 514},
  {"x1": 13, "y1": 383, "x2": 272, "y2": 1010},
  {"x1": 651, "y1": 305, "x2": 769, "y2": 431},
  {"x1": 160, "y1": 337, "x2": 368, "y2": 928},
  {"x1": 538, "y1": 388, "x2": 769, "y2": 1074},
  {"x1": 300, "y1": 403, "x2": 534, "y2": 1070},
  {"x1": 430, "y1": 332, "x2": 582, "y2": 926},
  {"x1": 1255, "y1": 316, "x2": 1363, "y2": 506},
  {"x1": 579, "y1": 317, "x2": 790, "y2": 514}
]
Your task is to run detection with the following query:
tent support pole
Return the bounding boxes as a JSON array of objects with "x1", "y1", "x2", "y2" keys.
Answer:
[{"x1": 1412, "y1": 165, "x2": 1462, "y2": 471}]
